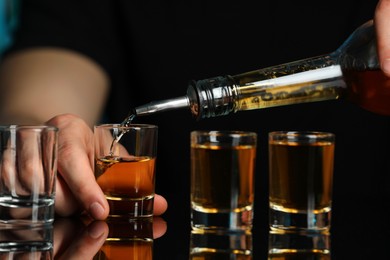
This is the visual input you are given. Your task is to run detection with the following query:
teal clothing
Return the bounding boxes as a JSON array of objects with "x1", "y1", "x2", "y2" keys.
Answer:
[{"x1": 0, "y1": 0, "x2": 19, "y2": 56}]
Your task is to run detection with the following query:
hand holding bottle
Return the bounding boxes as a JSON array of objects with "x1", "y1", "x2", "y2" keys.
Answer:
[
  {"x1": 375, "y1": 0, "x2": 390, "y2": 77},
  {"x1": 133, "y1": 12, "x2": 390, "y2": 120}
]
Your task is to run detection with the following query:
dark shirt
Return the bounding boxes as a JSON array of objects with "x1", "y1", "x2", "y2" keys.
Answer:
[{"x1": 7, "y1": 0, "x2": 390, "y2": 256}]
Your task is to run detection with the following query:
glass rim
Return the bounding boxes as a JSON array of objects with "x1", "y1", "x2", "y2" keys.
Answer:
[
  {"x1": 0, "y1": 125, "x2": 58, "y2": 131},
  {"x1": 268, "y1": 131, "x2": 335, "y2": 141},
  {"x1": 95, "y1": 123, "x2": 158, "y2": 130},
  {"x1": 191, "y1": 130, "x2": 257, "y2": 137}
]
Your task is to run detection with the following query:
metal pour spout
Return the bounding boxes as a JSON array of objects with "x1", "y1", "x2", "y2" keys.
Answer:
[{"x1": 134, "y1": 96, "x2": 190, "y2": 116}]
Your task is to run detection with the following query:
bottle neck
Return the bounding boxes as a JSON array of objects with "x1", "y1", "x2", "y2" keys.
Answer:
[
  {"x1": 133, "y1": 77, "x2": 238, "y2": 120},
  {"x1": 187, "y1": 76, "x2": 237, "y2": 119}
]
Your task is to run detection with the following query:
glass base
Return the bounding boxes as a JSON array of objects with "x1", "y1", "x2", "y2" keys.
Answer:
[
  {"x1": 106, "y1": 196, "x2": 154, "y2": 219},
  {"x1": 0, "y1": 241, "x2": 53, "y2": 252},
  {"x1": 0, "y1": 199, "x2": 55, "y2": 226},
  {"x1": 269, "y1": 208, "x2": 331, "y2": 232},
  {"x1": 191, "y1": 208, "x2": 253, "y2": 232}
]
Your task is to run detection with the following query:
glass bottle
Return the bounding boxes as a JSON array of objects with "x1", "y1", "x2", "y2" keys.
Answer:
[{"x1": 132, "y1": 19, "x2": 390, "y2": 122}]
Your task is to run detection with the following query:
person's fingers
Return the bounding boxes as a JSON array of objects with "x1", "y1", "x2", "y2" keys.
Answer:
[
  {"x1": 54, "y1": 175, "x2": 80, "y2": 216},
  {"x1": 153, "y1": 216, "x2": 167, "y2": 239},
  {"x1": 46, "y1": 114, "x2": 109, "y2": 219},
  {"x1": 17, "y1": 130, "x2": 47, "y2": 194},
  {"x1": 153, "y1": 194, "x2": 168, "y2": 216},
  {"x1": 56, "y1": 138, "x2": 109, "y2": 219},
  {"x1": 375, "y1": 0, "x2": 390, "y2": 76},
  {"x1": 1, "y1": 147, "x2": 19, "y2": 197}
]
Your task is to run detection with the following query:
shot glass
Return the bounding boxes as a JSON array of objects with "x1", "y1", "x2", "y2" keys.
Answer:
[
  {"x1": 94, "y1": 124, "x2": 158, "y2": 219},
  {"x1": 268, "y1": 131, "x2": 335, "y2": 232},
  {"x1": 0, "y1": 125, "x2": 58, "y2": 226},
  {"x1": 190, "y1": 130, "x2": 257, "y2": 232}
]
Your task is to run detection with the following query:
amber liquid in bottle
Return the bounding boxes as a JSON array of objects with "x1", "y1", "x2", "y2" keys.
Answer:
[{"x1": 344, "y1": 69, "x2": 390, "y2": 115}]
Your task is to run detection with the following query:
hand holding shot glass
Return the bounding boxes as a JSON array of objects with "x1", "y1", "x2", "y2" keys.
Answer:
[
  {"x1": 190, "y1": 131, "x2": 257, "y2": 232},
  {"x1": 268, "y1": 131, "x2": 335, "y2": 232},
  {"x1": 94, "y1": 124, "x2": 158, "y2": 219}
]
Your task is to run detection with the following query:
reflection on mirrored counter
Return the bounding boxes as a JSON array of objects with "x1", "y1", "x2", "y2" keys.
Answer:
[
  {"x1": 94, "y1": 218, "x2": 154, "y2": 260},
  {"x1": 0, "y1": 217, "x2": 161, "y2": 259},
  {"x1": 2, "y1": 215, "x2": 390, "y2": 259},
  {"x1": 189, "y1": 230, "x2": 253, "y2": 259},
  {"x1": 0, "y1": 224, "x2": 53, "y2": 259},
  {"x1": 268, "y1": 230, "x2": 331, "y2": 260}
]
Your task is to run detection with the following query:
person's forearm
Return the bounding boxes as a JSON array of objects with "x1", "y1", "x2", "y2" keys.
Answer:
[{"x1": 0, "y1": 48, "x2": 109, "y2": 127}]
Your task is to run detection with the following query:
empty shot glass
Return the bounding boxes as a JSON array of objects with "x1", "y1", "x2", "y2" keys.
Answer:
[
  {"x1": 0, "y1": 125, "x2": 58, "y2": 226},
  {"x1": 190, "y1": 131, "x2": 257, "y2": 232},
  {"x1": 94, "y1": 124, "x2": 158, "y2": 219},
  {"x1": 268, "y1": 131, "x2": 335, "y2": 232}
]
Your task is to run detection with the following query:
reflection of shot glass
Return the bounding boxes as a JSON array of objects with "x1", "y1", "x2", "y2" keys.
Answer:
[
  {"x1": 0, "y1": 125, "x2": 58, "y2": 227},
  {"x1": 94, "y1": 124, "x2": 158, "y2": 219},
  {"x1": 190, "y1": 230, "x2": 253, "y2": 259},
  {"x1": 0, "y1": 224, "x2": 53, "y2": 256},
  {"x1": 190, "y1": 131, "x2": 257, "y2": 232},
  {"x1": 268, "y1": 131, "x2": 335, "y2": 232},
  {"x1": 94, "y1": 218, "x2": 153, "y2": 260},
  {"x1": 268, "y1": 230, "x2": 331, "y2": 259}
]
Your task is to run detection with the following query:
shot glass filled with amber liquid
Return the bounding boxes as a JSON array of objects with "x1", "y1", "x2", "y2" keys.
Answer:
[
  {"x1": 268, "y1": 131, "x2": 335, "y2": 232},
  {"x1": 190, "y1": 130, "x2": 257, "y2": 232},
  {"x1": 94, "y1": 124, "x2": 158, "y2": 219}
]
